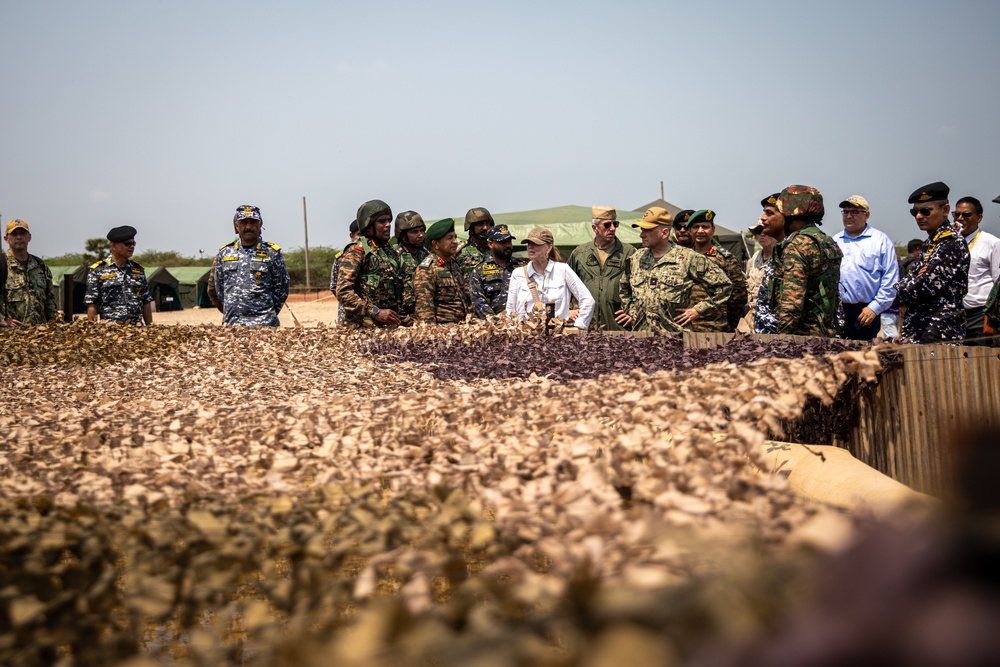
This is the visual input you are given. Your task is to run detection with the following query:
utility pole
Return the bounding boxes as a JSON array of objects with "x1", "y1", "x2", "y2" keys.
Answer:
[
  {"x1": 660, "y1": 180, "x2": 664, "y2": 201},
  {"x1": 302, "y1": 196, "x2": 311, "y2": 290}
]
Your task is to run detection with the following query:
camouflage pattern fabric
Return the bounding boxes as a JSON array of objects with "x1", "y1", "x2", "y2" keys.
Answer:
[
  {"x1": 769, "y1": 224, "x2": 843, "y2": 337},
  {"x1": 2, "y1": 250, "x2": 57, "y2": 325},
  {"x1": 685, "y1": 278, "x2": 728, "y2": 332},
  {"x1": 84, "y1": 258, "x2": 154, "y2": 324},
  {"x1": 619, "y1": 245, "x2": 732, "y2": 333},
  {"x1": 469, "y1": 255, "x2": 524, "y2": 319},
  {"x1": 753, "y1": 259, "x2": 778, "y2": 334},
  {"x1": 206, "y1": 256, "x2": 223, "y2": 313},
  {"x1": 702, "y1": 245, "x2": 749, "y2": 332},
  {"x1": 213, "y1": 238, "x2": 290, "y2": 327},
  {"x1": 414, "y1": 254, "x2": 470, "y2": 324},
  {"x1": 567, "y1": 240, "x2": 636, "y2": 330},
  {"x1": 328, "y1": 241, "x2": 357, "y2": 323},
  {"x1": 398, "y1": 244, "x2": 430, "y2": 316},
  {"x1": 984, "y1": 277, "x2": 1000, "y2": 336},
  {"x1": 335, "y1": 237, "x2": 405, "y2": 327},
  {"x1": 455, "y1": 241, "x2": 487, "y2": 287},
  {"x1": 897, "y1": 227, "x2": 970, "y2": 343}
]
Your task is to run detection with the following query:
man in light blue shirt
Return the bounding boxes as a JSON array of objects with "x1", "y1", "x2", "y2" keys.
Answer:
[{"x1": 834, "y1": 195, "x2": 899, "y2": 340}]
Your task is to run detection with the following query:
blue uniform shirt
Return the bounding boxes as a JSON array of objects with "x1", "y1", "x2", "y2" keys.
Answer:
[
  {"x1": 834, "y1": 224, "x2": 899, "y2": 315},
  {"x1": 214, "y1": 237, "x2": 290, "y2": 327}
]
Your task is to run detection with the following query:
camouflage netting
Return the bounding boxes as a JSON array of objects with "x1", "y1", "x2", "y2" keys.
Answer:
[{"x1": 0, "y1": 319, "x2": 911, "y2": 666}]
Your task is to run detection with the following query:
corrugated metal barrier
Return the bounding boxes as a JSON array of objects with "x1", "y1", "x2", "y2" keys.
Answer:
[{"x1": 592, "y1": 329, "x2": 1000, "y2": 496}]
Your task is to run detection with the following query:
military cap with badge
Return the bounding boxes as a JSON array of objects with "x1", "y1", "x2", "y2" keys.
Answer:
[
  {"x1": 632, "y1": 207, "x2": 673, "y2": 229},
  {"x1": 684, "y1": 209, "x2": 716, "y2": 229},
  {"x1": 487, "y1": 224, "x2": 515, "y2": 242}
]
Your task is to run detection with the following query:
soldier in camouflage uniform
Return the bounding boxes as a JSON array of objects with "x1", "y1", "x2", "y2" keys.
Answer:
[
  {"x1": 688, "y1": 209, "x2": 748, "y2": 332},
  {"x1": 1, "y1": 219, "x2": 58, "y2": 327},
  {"x1": 768, "y1": 185, "x2": 843, "y2": 337},
  {"x1": 897, "y1": 182, "x2": 970, "y2": 343},
  {"x1": 469, "y1": 224, "x2": 523, "y2": 318},
  {"x1": 752, "y1": 194, "x2": 785, "y2": 334},
  {"x1": 455, "y1": 207, "x2": 492, "y2": 286},
  {"x1": 213, "y1": 205, "x2": 290, "y2": 327},
  {"x1": 567, "y1": 205, "x2": 636, "y2": 330},
  {"x1": 615, "y1": 207, "x2": 732, "y2": 333},
  {"x1": 394, "y1": 211, "x2": 429, "y2": 318},
  {"x1": 336, "y1": 199, "x2": 405, "y2": 328},
  {"x1": 85, "y1": 225, "x2": 154, "y2": 325},
  {"x1": 414, "y1": 218, "x2": 471, "y2": 324},
  {"x1": 328, "y1": 219, "x2": 360, "y2": 323}
]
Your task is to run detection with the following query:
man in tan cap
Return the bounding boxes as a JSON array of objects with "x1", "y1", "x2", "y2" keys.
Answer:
[
  {"x1": 2, "y1": 218, "x2": 58, "y2": 327},
  {"x1": 615, "y1": 208, "x2": 731, "y2": 332},
  {"x1": 567, "y1": 205, "x2": 636, "y2": 330},
  {"x1": 833, "y1": 194, "x2": 899, "y2": 340}
]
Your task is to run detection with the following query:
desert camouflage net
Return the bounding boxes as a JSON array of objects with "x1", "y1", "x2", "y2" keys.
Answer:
[{"x1": 0, "y1": 320, "x2": 894, "y2": 666}]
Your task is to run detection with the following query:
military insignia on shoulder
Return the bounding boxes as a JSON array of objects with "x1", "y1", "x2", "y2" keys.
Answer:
[
  {"x1": 90, "y1": 260, "x2": 103, "y2": 269},
  {"x1": 219, "y1": 240, "x2": 237, "y2": 250},
  {"x1": 418, "y1": 255, "x2": 434, "y2": 268},
  {"x1": 266, "y1": 241, "x2": 281, "y2": 252},
  {"x1": 717, "y1": 246, "x2": 733, "y2": 258},
  {"x1": 131, "y1": 260, "x2": 143, "y2": 269},
  {"x1": 334, "y1": 250, "x2": 344, "y2": 260}
]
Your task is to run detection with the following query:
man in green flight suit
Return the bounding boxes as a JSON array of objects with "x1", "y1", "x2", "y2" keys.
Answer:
[
  {"x1": 567, "y1": 205, "x2": 636, "y2": 330},
  {"x1": 336, "y1": 200, "x2": 406, "y2": 328},
  {"x1": 615, "y1": 207, "x2": 732, "y2": 333}
]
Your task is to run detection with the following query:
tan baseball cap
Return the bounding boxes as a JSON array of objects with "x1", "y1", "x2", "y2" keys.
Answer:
[
  {"x1": 838, "y1": 195, "x2": 870, "y2": 211},
  {"x1": 5, "y1": 219, "x2": 29, "y2": 235},
  {"x1": 632, "y1": 207, "x2": 673, "y2": 229},
  {"x1": 523, "y1": 227, "x2": 554, "y2": 245},
  {"x1": 592, "y1": 205, "x2": 616, "y2": 221}
]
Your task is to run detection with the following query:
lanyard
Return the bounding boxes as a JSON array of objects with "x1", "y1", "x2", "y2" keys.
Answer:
[{"x1": 967, "y1": 230, "x2": 982, "y2": 250}]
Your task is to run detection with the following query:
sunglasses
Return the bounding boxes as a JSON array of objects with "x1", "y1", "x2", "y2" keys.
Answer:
[
  {"x1": 598, "y1": 220, "x2": 620, "y2": 229},
  {"x1": 841, "y1": 209, "x2": 866, "y2": 216},
  {"x1": 953, "y1": 211, "x2": 977, "y2": 219},
  {"x1": 909, "y1": 207, "x2": 934, "y2": 218},
  {"x1": 122, "y1": 241, "x2": 136, "y2": 247}
]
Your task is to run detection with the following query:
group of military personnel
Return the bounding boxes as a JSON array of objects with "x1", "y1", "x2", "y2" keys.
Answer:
[{"x1": 3, "y1": 185, "x2": 999, "y2": 345}]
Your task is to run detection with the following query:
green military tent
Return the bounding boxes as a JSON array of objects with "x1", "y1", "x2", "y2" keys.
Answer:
[
  {"x1": 165, "y1": 266, "x2": 213, "y2": 309},
  {"x1": 143, "y1": 267, "x2": 182, "y2": 312}
]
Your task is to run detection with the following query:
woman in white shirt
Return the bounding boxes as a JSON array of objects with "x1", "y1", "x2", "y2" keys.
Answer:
[{"x1": 505, "y1": 227, "x2": 595, "y2": 329}]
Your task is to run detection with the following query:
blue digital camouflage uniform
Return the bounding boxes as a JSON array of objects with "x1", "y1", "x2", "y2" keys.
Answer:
[
  {"x1": 213, "y1": 237, "x2": 290, "y2": 327},
  {"x1": 754, "y1": 258, "x2": 778, "y2": 334},
  {"x1": 469, "y1": 255, "x2": 524, "y2": 318},
  {"x1": 2, "y1": 250, "x2": 58, "y2": 325},
  {"x1": 897, "y1": 226, "x2": 970, "y2": 343},
  {"x1": 84, "y1": 258, "x2": 154, "y2": 324}
]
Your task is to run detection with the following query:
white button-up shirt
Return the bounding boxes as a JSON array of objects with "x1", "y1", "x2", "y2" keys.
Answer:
[
  {"x1": 505, "y1": 260, "x2": 595, "y2": 329},
  {"x1": 963, "y1": 228, "x2": 1000, "y2": 309}
]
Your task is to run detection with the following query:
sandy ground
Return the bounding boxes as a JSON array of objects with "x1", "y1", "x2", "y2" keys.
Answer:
[{"x1": 152, "y1": 294, "x2": 342, "y2": 327}]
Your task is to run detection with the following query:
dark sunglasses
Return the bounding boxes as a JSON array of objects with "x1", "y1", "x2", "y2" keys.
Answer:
[
  {"x1": 122, "y1": 241, "x2": 136, "y2": 247},
  {"x1": 953, "y1": 211, "x2": 977, "y2": 219},
  {"x1": 598, "y1": 220, "x2": 620, "y2": 229},
  {"x1": 909, "y1": 207, "x2": 934, "y2": 218}
]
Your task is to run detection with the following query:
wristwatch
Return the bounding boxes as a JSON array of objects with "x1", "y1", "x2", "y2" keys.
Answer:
[{"x1": 370, "y1": 306, "x2": 380, "y2": 317}]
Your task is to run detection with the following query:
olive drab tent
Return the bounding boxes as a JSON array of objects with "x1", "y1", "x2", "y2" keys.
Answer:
[
  {"x1": 164, "y1": 266, "x2": 213, "y2": 309},
  {"x1": 143, "y1": 267, "x2": 182, "y2": 312},
  {"x1": 454, "y1": 203, "x2": 749, "y2": 265}
]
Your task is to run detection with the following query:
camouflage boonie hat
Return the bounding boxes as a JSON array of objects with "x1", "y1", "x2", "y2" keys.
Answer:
[
  {"x1": 464, "y1": 207, "x2": 493, "y2": 231},
  {"x1": 487, "y1": 224, "x2": 514, "y2": 242},
  {"x1": 357, "y1": 200, "x2": 392, "y2": 236},
  {"x1": 394, "y1": 211, "x2": 425, "y2": 239},
  {"x1": 234, "y1": 205, "x2": 262, "y2": 222},
  {"x1": 777, "y1": 185, "x2": 825, "y2": 220}
]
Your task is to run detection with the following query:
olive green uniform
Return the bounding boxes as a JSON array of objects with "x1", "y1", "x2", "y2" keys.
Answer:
[{"x1": 567, "y1": 239, "x2": 636, "y2": 330}]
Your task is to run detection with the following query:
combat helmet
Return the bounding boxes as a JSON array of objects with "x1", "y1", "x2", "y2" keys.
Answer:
[
  {"x1": 394, "y1": 211, "x2": 425, "y2": 241},
  {"x1": 464, "y1": 207, "x2": 494, "y2": 232},
  {"x1": 356, "y1": 200, "x2": 392, "y2": 236}
]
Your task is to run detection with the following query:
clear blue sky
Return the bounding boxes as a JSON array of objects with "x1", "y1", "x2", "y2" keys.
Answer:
[{"x1": 2, "y1": 0, "x2": 999, "y2": 259}]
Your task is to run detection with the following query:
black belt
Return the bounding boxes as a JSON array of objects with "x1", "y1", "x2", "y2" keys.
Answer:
[{"x1": 965, "y1": 306, "x2": 985, "y2": 316}]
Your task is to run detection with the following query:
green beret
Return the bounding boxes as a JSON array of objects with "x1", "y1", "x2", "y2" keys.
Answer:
[
  {"x1": 425, "y1": 218, "x2": 456, "y2": 245},
  {"x1": 685, "y1": 209, "x2": 716, "y2": 229}
]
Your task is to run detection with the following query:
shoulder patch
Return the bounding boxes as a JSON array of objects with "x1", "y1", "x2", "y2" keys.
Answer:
[
  {"x1": 90, "y1": 260, "x2": 103, "y2": 269},
  {"x1": 266, "y1": 241, "x2": 281, "y2": 251},
  {"x1": 219, "y1": 240, "x2": 237, "y2": 251},
  {"x1": 418, "y1": 255, "x2": 435, "y2": 268}
]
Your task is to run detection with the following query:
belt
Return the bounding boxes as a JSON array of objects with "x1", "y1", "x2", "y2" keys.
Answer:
[{"x1": 965, "y1": 306, "x2": 985, "y2": 316}]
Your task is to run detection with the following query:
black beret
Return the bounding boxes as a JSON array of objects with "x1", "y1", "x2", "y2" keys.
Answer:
[
  {"x1": 674, "y1": 209, "x2": 695, "y2": 225},
  {"x1": 349, "y1": 219, "x2": 359, "y2": 233},
  {"x1": 761, "y1": 193, "x2": 780, "y2": 209},
  {"x1": 107, "y1": 225, "x2": 137, "y2": 243},
  {"x1": 908, "y1": 181, "x2": 950, "y2": 204}
]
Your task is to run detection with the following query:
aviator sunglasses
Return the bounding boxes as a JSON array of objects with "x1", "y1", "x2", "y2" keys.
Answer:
[{"x1": 909, "y1": 207, "x2": 934, "y2": 218}]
